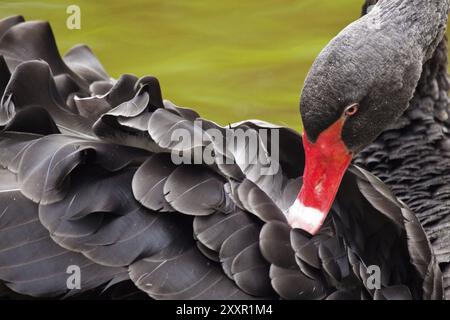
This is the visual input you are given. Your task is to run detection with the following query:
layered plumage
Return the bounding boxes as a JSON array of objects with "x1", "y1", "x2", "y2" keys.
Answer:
[
  {"x1": 355, "y1": 0, "x2": 450, "y2": 299},
  {"x1": 0, "y1": 15, "x2": 444, "y2": 300}
]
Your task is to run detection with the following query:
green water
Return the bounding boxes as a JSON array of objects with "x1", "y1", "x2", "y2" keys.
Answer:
[{"x1": 0, "y1": 1, "x2": 448, "y2": 130}]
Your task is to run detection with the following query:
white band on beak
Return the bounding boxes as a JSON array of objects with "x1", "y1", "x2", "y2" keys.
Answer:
[{"x1": 286, "y1": 199, "x2": 326, "y2": 235}]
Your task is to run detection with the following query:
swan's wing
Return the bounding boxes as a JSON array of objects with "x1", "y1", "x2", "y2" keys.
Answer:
[
  {"x1": 0, "y1": 111, "x2": 256, "y2": 299},
  {"x1": 0, "y1": 56, "x2": 10, "y2": 97},
  {"x1": 63, "y1": 45, "x2": 110, "y2": 84},
  {"x1": 0, "y1": 20, "x2": 87, "y2": 89},
  {"x1": 0, "y1": 17, "x2": 143, "y2": 138},
  {"x1": 0, "y1": 15, "x2": 24, "y2": 39},
  {"x1": 0, "y1": 168, "x2": 126, "y2": 298},
  {"x1": 0, "y1": 60, "x2": 94, "y2": 138},
  {"x1": 347, "y1": 166, "x2": 443, "y2": 300}
]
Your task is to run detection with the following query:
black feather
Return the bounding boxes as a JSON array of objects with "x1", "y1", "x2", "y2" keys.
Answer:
[
  {"x1": 164, "y1": 165, "x2": 232, "y2": 215},
  {"x1": 0, "y1": 169, "x2": 126, "y2": 297},
  {"x1": 132, "y1": 153, "x2": 177, "y2": 212},
  {"x1": 1, "y1": 61, "x2": 93, "y2": 137},
  {"x1": 63, "y1": 45, "x2": 110, "y2": 84}
]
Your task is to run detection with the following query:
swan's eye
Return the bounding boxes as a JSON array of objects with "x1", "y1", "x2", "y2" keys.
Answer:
[{"x1": 344, "y1": 103, "x2": 359, "y2": 116}]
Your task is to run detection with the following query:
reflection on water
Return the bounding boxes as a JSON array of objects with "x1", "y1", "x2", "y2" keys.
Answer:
[{"x1": 1, "y1": 0, "x2": 448, "y2": 129}]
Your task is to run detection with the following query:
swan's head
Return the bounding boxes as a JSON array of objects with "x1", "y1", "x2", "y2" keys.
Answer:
[{"x1": 287, "y1": 7, "x2": 423, "y2": 234}]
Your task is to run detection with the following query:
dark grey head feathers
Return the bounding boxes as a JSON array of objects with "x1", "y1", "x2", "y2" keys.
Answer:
[{"x1": 300, "y1": 0, "x2": 449, "y2": 153}]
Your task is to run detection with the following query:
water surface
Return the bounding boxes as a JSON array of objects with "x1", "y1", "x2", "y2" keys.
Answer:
[{"x1": 1, "y1": 1, "x2": 447, "y2": 130}]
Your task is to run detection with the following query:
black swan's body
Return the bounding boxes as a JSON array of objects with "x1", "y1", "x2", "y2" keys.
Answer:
[
  {"x1": 355, "y1": 0, "x2": 450, "y2": 298},
  {"x1": 0, "y1": 0, "x2": 448, "y2": 300}
]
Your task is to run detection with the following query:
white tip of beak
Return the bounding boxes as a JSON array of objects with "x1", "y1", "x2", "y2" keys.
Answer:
[{"x1": 286, "y1": 199, "x2": 327, "y2": 235}]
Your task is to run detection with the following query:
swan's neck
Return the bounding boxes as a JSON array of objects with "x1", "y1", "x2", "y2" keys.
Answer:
[
  {"x1": 366, "y1": 0, "x2": 449, "y2": 61},
  {"x1": 355, "y1": 0, "x2": 450, "y2": 211},
  {"x1": 354, "y1": 36, "x2": 450, "y2": 278}
]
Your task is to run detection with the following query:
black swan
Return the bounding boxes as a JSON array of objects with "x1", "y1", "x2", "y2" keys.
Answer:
[{"x1": 0, "y1": 0, "x2": 447, "y2": 300}]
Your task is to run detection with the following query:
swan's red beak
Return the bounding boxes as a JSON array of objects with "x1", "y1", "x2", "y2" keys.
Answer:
[{"x1": 287, "y1": 118, "x2": 352, "y2": 235}]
